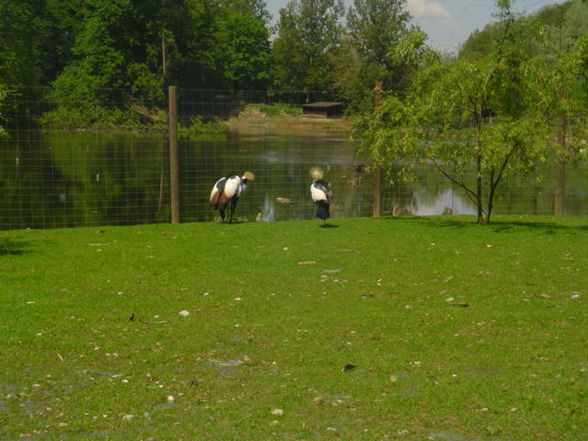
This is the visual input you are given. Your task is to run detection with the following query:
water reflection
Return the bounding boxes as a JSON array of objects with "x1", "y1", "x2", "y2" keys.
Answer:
[
  {"x1": 260, "y1": 193, "x2": 275, "y2": 222},
  {"x1": 411, "y1": 188, "x2": 477, "y2": 216},
  {"x1": 0, "y1": 130, "x2": 586, "y2": 230}
]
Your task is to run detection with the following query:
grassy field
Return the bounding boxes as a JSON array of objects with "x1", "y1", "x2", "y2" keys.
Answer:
[{"x1": 1, "y1": 216, "x2": 586, "y2": 441}]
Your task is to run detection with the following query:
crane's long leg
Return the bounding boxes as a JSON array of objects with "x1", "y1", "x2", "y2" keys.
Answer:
[{"x1": 229, "y1": 196, "x2": 239, "y2": 224}]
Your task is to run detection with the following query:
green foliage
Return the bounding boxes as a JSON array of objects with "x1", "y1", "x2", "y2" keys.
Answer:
[
  {"x1": 387, "y1": 28, "x2": 440, "y2": 94},
  {"x1": 0, "y1": 0, "x2": 586, "y2": 131},
  {"x1": 271, "y1": 0, "x2": 344, "y2": 93},
  {"x1": 216, "y1": 6, "x2": 272, "y2": 90},
  {"x1": 355, "y1": 12, "x2": 558, "y2": 223},
  {"x1": 347, "y1": 0, "x2": 411, "y2": 66},
  {"x1": 40, "y1": 104, "x2": 142, "y2": 129},
  {"x1": 460, "y1": 24, "x2": 505, "y2": 60},
  {"x1": 179, "y1": 115, "x2": 229, "y2": 135},
  {"x1": 0, "y1": 0, "x2": 50, "y2": 122},
  {"x1": 39, "y1": 61, "x2": 143, "y2": 128},
  {"x1": 341, "y1": 0, "x2": 415, "y2": 111},
  {"x1": 0, "y1": 0, "x2": 273, "y2": 128},
  {"x1": 0, "y1": 83, "x2": 7, "y2": 138},
  {"x1": 523, "y1": 3, "x2": 588, "y2": 166},
  {"x1": 242, "y1": 103, "x2": 302, "y2": 116},
  {"x1": 461, "y1": 0, "x2": 588, "y2": 61},
  {"x1": 40, "y1": 0, "x2": 163, "y2": 126},
  {"x1": 355, "y1": 0, "x2": 588, "y2": 223},
  {"x1": 0, "y1": 1, "x2": 47, "y2": 88}
]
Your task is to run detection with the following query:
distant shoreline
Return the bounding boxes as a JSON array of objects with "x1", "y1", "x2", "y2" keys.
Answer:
[
  {"x1": 226, "y1": 113, "x2": 351, "y2": 136},
  {"x1": 35, "y1": 113, "x2": 353, "y2": 136}
]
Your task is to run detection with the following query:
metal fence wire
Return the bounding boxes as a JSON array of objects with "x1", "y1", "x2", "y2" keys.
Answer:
[{"x1": 0, "y1": 87, "x2": 586, "y2": 231}]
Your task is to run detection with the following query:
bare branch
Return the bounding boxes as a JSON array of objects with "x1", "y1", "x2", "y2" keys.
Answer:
[{"x1": 430, "y1": 156, "x2": 479, "y2": 204}]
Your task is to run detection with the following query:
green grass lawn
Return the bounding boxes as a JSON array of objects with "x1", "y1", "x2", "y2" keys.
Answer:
[{"x1": 1, "y1": 216, "x2": 586, "y2": 441}]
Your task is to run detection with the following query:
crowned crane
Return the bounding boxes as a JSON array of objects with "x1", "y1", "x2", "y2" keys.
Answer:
[
  {"x1": 209, "y1": 171, "x2": 255, "y2": 223},
  {"x1": 309, "y1": 167, "x2": 332, "y2": 226}
]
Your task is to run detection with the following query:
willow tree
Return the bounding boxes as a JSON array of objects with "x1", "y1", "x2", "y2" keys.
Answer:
[
  {"x1": 354, "y1": 1, "x2": 555, "y2": 223},
  {"x1": 529, "y1": 0, "x2": 588, "y2": 214}
]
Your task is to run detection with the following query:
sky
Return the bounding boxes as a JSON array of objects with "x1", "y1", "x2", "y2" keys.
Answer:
[{"x1": 265, "y1": 0, "x2": 568, "y2": 53}]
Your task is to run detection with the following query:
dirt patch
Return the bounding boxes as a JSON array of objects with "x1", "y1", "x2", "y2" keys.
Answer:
[{"x1": 226, "y1": 114, "x2": 351, "y2": 136}]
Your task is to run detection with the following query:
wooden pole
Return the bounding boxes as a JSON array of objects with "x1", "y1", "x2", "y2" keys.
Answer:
[
  {"x1": 373, "y1": 170, "x2": 382, "y2": 217},
  {"x1": 168, "y1": 85, "x2": 180, "y2": 223},
  {"x1": 162, "y1": 36, "x2": 167, "y2": 74},
  {"x1": 372, "y1": 81, "x2": 383, "y2": 217},
  {"x1": 554, "y1": 87, "x2": 566, "y2": 216},
  {"x1": 554, "y1": 31, "x2": 566, "y2": 216},
  {"x1": 554, "y1": 161, "x2": 565, "y2": 216}
]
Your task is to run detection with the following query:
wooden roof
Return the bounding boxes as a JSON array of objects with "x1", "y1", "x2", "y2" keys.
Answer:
[{"x1": 302, "y1": 102, "x2": 344, "y2": 108}]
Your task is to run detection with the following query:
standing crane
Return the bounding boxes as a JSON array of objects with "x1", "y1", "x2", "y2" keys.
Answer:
[
  {"x1": 309, "y1": 167, "x2": 332, "y2": 226},
  {"x1": 209, "y1": 171, "x2": 255, "y2": 223}
]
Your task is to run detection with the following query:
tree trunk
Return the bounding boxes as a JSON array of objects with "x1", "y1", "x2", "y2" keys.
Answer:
[
  {"x1": 554, "y1": 107, "x2": 566, "y2": 216},
  {"x1": 554, "y1": 161, "x2": 565, "y2": 215},
  {"x1": 476, "y1": 154, "x2": 484, "y2": 223},
  {"x1": 487, "y1": 171, "x2": 495, "y2": 224},
  {"x1": 554, "y1": 39, "x2": 566, "y2": 216}
]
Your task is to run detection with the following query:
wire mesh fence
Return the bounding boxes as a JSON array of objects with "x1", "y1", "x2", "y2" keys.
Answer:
[
  {"x1": 0, "y1": 86, "x2": 370, "y2": 230},
  {"x1": 1, "y1": 87, "x2": 587, "y2": 231},
  {"x1": 0, "y1": 127, "x2": 377, "y2": 230}
]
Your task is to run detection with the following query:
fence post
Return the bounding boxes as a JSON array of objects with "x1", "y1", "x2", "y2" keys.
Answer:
[
  {"x1": 554, "y1": 102, "x2": 566, "y2": 216},
  {"x1": 168, "y1": 85, "x2": 180, "y2": 224},
  {"x1": 554, "y1": 162, "x2": 565, "y2": 216},
  {"x1": 372, "y1": 81, "x2": 383, "y2": 217}
]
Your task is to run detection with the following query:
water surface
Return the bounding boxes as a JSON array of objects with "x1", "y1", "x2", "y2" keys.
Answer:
[{"x1": 0, "y1": 129, "x2": 585, "y2": 230}]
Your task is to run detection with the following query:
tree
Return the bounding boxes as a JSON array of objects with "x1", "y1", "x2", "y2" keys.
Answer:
[
  {"x1": 459, "y1": 0, "x2": 588, "y2": 215},
  {"x1": 354, "y1": 1, "x2": 557, "y2": 224},
  {"x1": 342, "y1": 0, "x2": 413, "y2": 111},
  {"x1": 44, "y1": 0, "x2": 152, "y2": 126},
  {"x1": 0, "y1": 83, "x2": 7, "y2": 137},
  {"x1": 157, "y1": 0, "x2": 215, "y2": 89},
  {"x1": 271, "y1": 0, "x2": 344, "y2": 94},
  {"x1": 43, "y1": 0, "x2": 87, "y2": 81},
  {"x1": 0, "y1": 0, "x2": 51, "y2": 124},
  {"x1": 387, "y1": 28, "x2": 439, "y2": 89},
  {"x1": 215, "y1": 0, "x2": 271, "y2": 90},
  {"x1": 347, "y1": 0, "x2": 411, "y2": 66},
  {"x1": 42, "y1": 0, "x2": 273, "y2": 125},
  {"x1": 460, "y1": 22, "x2": 507, "y2": 61},
  {"x1": 530, "y1": 0, "x2": 588, "y2": 214}
]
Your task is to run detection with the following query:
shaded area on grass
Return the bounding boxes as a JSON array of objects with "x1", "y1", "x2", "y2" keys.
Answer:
[
  {"x1": 381, "y1": 215, "x2": 588, "y2": 234},
  {"x1": 0, "y1": 238, "x2": 31, "y2": 256}
]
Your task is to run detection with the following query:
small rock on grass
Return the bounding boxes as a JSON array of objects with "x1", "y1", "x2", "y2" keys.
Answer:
[
  {"x1": 312, "y1": 396, "x2": 324, "y2": 404},
  {"x1": 341, "y1": 363, "x2": 357, "y2": 372}
]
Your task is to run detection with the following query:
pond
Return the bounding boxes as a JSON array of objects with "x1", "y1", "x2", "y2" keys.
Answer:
[{"x1": 0, "y1": 129, "x2": 586, "y2": 230}]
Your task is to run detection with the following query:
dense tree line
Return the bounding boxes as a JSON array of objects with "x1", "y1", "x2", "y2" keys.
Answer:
[
  {"x1": 0, "y1": 0, "x2": 415, "y2": 126},
  {"x1": 0, "y1": 0, "x2": 586, "y2": 130}
]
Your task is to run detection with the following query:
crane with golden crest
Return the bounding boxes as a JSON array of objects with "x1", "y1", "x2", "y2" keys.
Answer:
[
  {"x1": 309, "y1": 167, "x2": 332, "y2": 226},
  {"x1": 209, "y1": 171, "x2": 255, "y2": 223}
]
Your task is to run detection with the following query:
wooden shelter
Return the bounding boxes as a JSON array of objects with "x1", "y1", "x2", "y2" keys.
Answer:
[{"x1": 302, "y1": 102, "x2": 344, "y2": 118}]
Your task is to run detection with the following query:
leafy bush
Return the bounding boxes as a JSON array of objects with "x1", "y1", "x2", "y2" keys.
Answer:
[
  {"x1": 0, "y1": 84, "x2": 7, "y2": 137},
  {"x1": 180, "y1": 115, "x2": 228, "y2": 135},
  {"x1": 241, "y1": 103, "x2": 302, "y2": 117},
  {"x1": 40, "y1": 64, "x2": 143, "y2": 129},
  {"x1": 40, "y1": 104, "x2": 142, "y2": 129}
]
